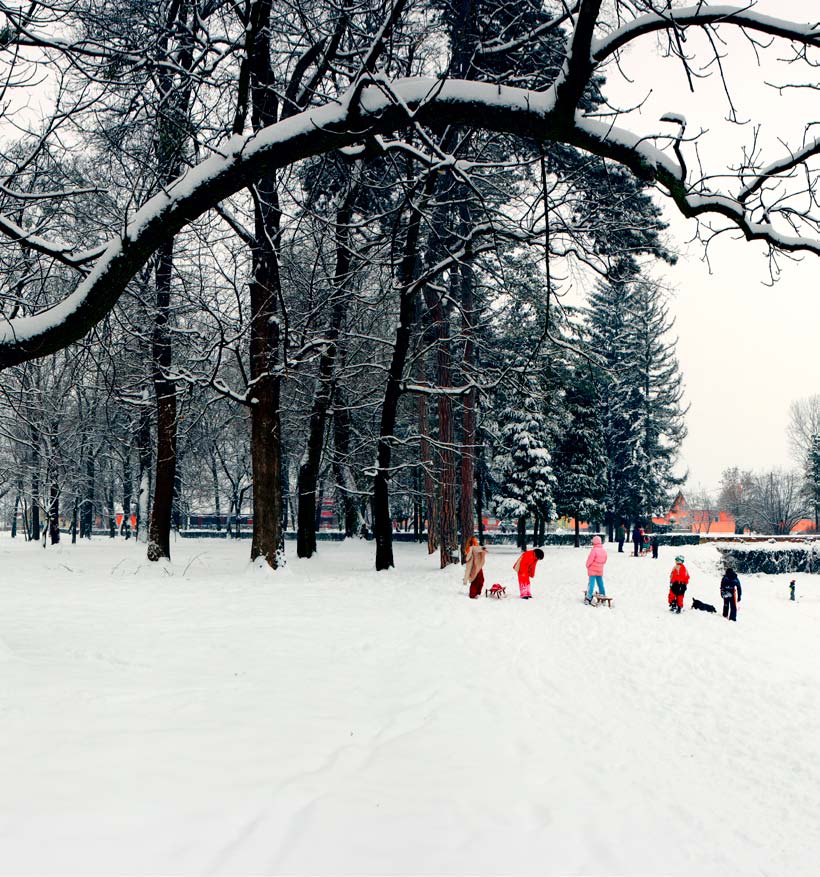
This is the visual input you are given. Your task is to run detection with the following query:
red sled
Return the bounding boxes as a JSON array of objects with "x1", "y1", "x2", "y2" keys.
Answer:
[{"x1": 485, "y1": 583, "x2": 507, "y2": 599}]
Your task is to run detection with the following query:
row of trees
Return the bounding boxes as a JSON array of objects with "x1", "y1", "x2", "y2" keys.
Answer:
[
  {"x1": 787, "y1": 396, "x2": 820, "y2": 531},
  {"x1": 0, "y1": 2, "x2": 816, "y2": 569},
  {"x1": 685, "y1": 465, "x2": 815, "y2": 537},
  {"x1": 695, "y1": 395, "x2": 820, "y2": 536}
]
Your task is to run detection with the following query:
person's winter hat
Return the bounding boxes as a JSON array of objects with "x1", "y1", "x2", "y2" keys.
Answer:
[
  {"x1": 592, "y1": 535, "x2": 602, "y2": 545},
  {"x1": 675, "y1": 555, "x2": 685, "y2": 564}
]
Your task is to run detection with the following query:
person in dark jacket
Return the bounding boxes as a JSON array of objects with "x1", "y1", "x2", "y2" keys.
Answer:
[
  {"x1": 616, "y1": 523, "x2": 626, "y2": 553},
  {"x1": 632, "y1": 524, "x2": 642, "y2": 557},
  {"x1": 720, "y1": 568, "x2": 742, "y2": 621},
  {"x1": 650, "y1": 533, "x2": 659, "y2": 559}
]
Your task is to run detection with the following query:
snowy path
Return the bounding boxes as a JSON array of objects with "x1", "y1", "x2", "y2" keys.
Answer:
[{"x1": 1, "y1": 536, "x2": 818, "y2": 875}]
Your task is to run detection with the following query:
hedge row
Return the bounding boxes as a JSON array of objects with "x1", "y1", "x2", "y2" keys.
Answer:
[
  {"x1": 717, "y1": 544, "x2": 820, "y2": 575},
  {"x1": 176, "y1": 530, "x2": 704, "y2": 547}
]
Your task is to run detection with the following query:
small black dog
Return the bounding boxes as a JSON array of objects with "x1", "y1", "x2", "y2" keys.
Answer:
[{"x1": 692, "y1": 598, "x2": 717, "y2": 613}]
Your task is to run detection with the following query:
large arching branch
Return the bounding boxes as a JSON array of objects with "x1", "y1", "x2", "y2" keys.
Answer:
[
  {"x1": 592, "y1": 5, "x2": 820, "y2": 64},
  {"x1": 0, "y1": 3, "x2": 818, "y2": 370}
]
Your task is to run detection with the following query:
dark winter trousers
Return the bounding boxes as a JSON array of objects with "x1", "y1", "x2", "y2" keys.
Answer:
[
  {"x1": 723, "y1": 595, "x2": 737, "y2": 621},
  {"x1": 652, "y1": 544, "x2": 658, "y2": 559},
  {"x1": 617, "y1": 538, "x2": 624, "y2": 553},
  {"x1": 469, "y1": 570, "x2": 485, "y2": 599},
  {"x1": 633, "y1": 540, "x2": 640, "y2": 557}
]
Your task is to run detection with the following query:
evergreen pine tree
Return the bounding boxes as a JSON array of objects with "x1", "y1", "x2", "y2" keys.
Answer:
[
  {"x1": 624, "y1": 281, "x2": 687, "y2": 517},
  {"x1": 551, "y1": 369, "x2": 607, "y2": 547},
  {"x1": 807, "y1": 433, "x2": 820, "y2": 531},
  {"x1": 491, "y1": 396, "x2": 555, "y2": 549},
  {"x1": 586, "y1": 278, "x2": 686, "y2": 528}
]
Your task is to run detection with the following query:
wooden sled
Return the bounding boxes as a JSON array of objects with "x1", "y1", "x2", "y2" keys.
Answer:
[{"x1": 583, "y1": 592, "x2": 613, "y2": 608}]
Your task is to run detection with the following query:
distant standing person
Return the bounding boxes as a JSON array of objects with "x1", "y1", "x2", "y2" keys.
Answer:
[
  {"x1": 616, "y1": 522, "x2": 626, "y2": 553},
  {"x1": 668, "y1": 555, "x2": 690, "y2": 613},
  {"x1": 651, "y1": 534, "x2": 659, "y2": 559},
  {"x1": 463, "y1": 536, "x2": 487, "y2": 599},
  {"x1": 632, "y1": 524, "x2": 642, "y2": 557},
  {"x1": 513, "y1": 547, "x2": 544, "y2": 599},
  {"x1": 790, "y1": 579, "x2": 796, "y2": 601},
  {"x1": 584, "y1": 535, "x2": 608, "y2": 605},
  {"x1": 720, "y1": 567, "x2": 742, "y2": 621}
]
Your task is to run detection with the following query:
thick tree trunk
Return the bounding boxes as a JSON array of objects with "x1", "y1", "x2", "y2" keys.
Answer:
[
  {"x1": 108, "y1": 479, "x2": 116, "y2": 538},
  {"x1": 416, "y1": 355, "x2": 438, "y2": 556},
  {"x1": 48, "y1": 481, "x2": 60, "y2": 545},
  {"x1": 331, "y1": 385, "x2": 362, "y2": 539},
  {"x1": 438, "y1": 393, "x2": 457, "y2": 568},
  {"x1": 11, "y1": 486, "x2": 19, "y2": 538},
  {"x1": 21, "y1": 498, "x2": 30, "y2": 541},
  {"x1": 147, "y1": 237, "x2": 177, "y2": 562},
  {"x1": 121, "y1": 460, "x2": 132, "y2": 539},
  {"x1": 80, "y1": 448, "x2": 93, "y2": 539},
  {"x1": 49, "y1": 481, "x2": 60, "y2": 545},
  {"x1": 145, "y1": 2, "x2": 193, "y2": 561},
  {"x1": 458, "y1": 263, "x2": 477, "y2": 562},
  {"x1": 249, "y1": 374, "x2": 283, "y2": 566},
  {"x1": 172, "y1": 456, "x2": 183, "y2": 531},
  {"x1": 422, "y1": 272, "x2": 457, "y2": 569},
  {"x1": 246, "y1": 183, "x2": 285, "y2": 567},
  {"x1": 296, "y1": 457, "x2": 318, "y2": 557},
  {"x1": 372, "y1": 184, "x2": 430, "y2": 571},
  {"x1": 517, "y1": 515, "x2": 527, "y2": 551},
  {"x1": 296, "y1": 188, "x2": 356, "y2": 557},
  {"x1": 314, "y1": 482, "x2": 325, "y2": 532},
  {"x1": 413, "y1": 467, "x2": 421, "y2": 542},
  {"x1": 247, "y1": 0, "x2": 285, "y2": 570},
  {"x1": 210, "y1": 451, "x2": 221, "y2": 532},
  {"x1": 136, "y1": 395, "x2": 151, "y2": 543},
  {"x1": 30, "y1": 426, "x2": 41, "y2": 542},
  {"x1": 476, "y1": 464, "x2": 484, "y2": 543}
]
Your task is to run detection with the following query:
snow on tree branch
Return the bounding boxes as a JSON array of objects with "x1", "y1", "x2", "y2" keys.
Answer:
[
  {"x1": 0, "y1": 2, "x2": 819, "y2": 367},
  {"x1": 592, "y1": 4, "x2": 820, "y2": 65}
]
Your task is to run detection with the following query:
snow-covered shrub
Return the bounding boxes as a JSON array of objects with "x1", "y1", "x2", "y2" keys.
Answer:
[{"x1": 717, "y1": 543, "x2": 820, "y2": 575}]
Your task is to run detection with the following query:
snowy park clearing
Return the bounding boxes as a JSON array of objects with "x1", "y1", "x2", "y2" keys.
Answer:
[{"x1": 2, "y1": 535, "x2": 819, "y2": 876}]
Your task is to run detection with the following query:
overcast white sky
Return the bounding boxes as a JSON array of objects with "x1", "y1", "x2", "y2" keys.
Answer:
[{"x1": 605, "y1": 0, "x2": 820, "y2": 495}]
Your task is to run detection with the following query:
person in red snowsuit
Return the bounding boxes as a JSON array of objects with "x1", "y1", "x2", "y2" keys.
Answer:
[
  {"x1": 668, "y1": 555, "x2": 690, "y2": 613},
  {"x1": 513, "y1": 548, "x2": 544, "y2": 599}
]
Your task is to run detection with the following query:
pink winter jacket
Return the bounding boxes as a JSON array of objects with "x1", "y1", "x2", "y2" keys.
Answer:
[{"x1": 585, "y1": 536, "x2": 608, "y2": 576}]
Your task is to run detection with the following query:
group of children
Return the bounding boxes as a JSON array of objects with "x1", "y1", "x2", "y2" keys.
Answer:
[
  {"x1": 462, "y1": 536, "x2": 791, "y2": 622},
  {"x1": 463, "y1": 538, "x2": 546, "y2": 600}
]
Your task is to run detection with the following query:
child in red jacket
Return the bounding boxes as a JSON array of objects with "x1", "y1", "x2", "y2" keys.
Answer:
[
  {"x1": 513, "y1": 548, "x2": 544, "y2": 599},
  {"x1": 668, "y1": 555, "x2": 690, "y2": 613}
]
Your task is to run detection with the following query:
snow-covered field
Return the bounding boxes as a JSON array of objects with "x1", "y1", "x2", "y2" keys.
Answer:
[{"x1": 2, "y1": 534, "x2": 818, "y2": 876}]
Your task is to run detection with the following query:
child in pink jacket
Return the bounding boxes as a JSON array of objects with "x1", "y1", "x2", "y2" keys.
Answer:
[{"x1": 584, "y1": 535, "x2": 608, "y2": 604}]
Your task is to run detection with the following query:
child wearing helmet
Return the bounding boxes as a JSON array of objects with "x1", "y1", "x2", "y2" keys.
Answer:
[{"x1": 668, "y1": 555, "x2": 690, "y2": 613}]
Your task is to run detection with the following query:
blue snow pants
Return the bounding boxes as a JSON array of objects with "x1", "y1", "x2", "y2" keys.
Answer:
[{"x1": 587, "y1": 576, "x2": 606, "y2": 601}]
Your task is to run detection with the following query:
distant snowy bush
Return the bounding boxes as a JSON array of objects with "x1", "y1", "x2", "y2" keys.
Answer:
[{"x1": 717, "y1": 543, "x2": 820, "y2": 575}]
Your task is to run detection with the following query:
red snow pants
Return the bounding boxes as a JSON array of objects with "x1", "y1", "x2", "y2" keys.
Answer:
[{"x1": 469, "y1": 570, "x2": 485, "y2": 599}]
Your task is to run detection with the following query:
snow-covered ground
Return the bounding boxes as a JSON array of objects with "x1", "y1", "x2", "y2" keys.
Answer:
[{"x1": 2, "y1": 534, "x2": 818, "y2": 876}]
